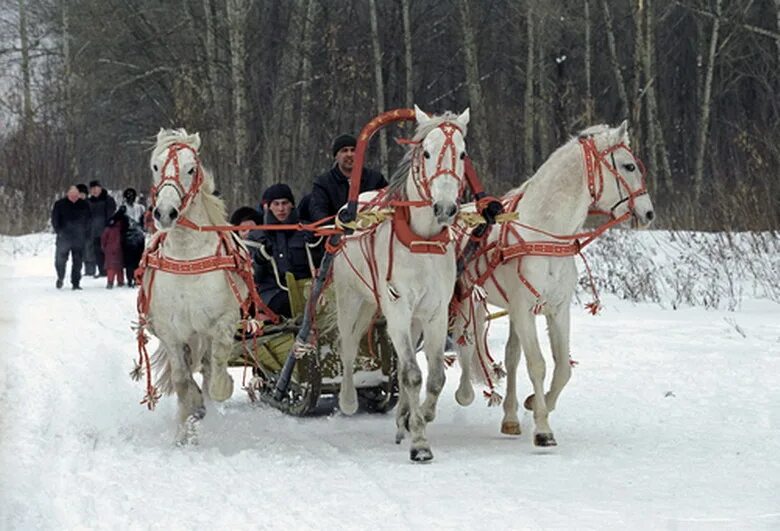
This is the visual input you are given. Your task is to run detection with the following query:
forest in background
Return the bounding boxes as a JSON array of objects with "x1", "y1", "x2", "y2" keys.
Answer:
[{"x1": 0, "y1": 0, "x2": 778, "y2": 235}]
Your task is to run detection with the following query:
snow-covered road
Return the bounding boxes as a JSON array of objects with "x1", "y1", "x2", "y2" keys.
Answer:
[{"x1": 1, "y1": 234, "x2": 779, "y2": 529}]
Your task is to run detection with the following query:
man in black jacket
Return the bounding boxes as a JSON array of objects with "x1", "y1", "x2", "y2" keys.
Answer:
[
  {"x1": 84, "y1": 180, "x2": 117, "y2": 277},
  {"x1": 51, "y1": 185, "x2": 91, "y2": 290},
  {"x1": 309, "y1": 134, "x2": 387, "y2": 222},
  {"x1": 251, "y1": 184, "x2": 320, "y2": 318}
]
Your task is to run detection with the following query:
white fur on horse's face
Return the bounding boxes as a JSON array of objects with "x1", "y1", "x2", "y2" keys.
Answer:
[{"x1": 421, "y1": 125, "x2": 466, "y2": 225}]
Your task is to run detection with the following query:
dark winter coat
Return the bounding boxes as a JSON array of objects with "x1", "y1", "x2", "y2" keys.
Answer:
[
  {"x1": 88, "y1": 189, "x2": 117, "y2": 238},
  {"x1": 100, "y1": 220, "x2": 124, "y2": 269},
  {"x1": 309, "y1": 166, "x2": 386, "y2": 222},
  {"x1": 51, "y1": 197, "x2": 91, "y2": 248},
  {"x1": 251, "y1": 208, "x2": 320, "y2": 304}
]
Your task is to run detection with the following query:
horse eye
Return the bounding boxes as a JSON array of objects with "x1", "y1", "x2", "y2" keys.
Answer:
[
  {"x1": 460, "y1": 152, "x2": 466, "y2": 160},
  {"x1": 153, "y1": 164, "x2": 158, "y2": 172},
  {"x1": 187, "y1": 167, "x2": 195, "y2": 175},
  {"x1": 623, "y1": 163, "x2": 636, "y2": 172},
  {"x1": 423, "y1": 150, "x2": 431, "y2": 160}
]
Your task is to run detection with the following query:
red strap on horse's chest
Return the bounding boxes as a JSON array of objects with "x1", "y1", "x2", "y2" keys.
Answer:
[{"x1": 392, "y1": 206, "x2": 450, "y2": 255}]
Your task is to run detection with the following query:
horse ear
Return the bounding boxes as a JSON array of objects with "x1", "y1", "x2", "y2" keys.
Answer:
[
  {"x1": 192, "y1": 132, "x2": 201, "y2": 151},
  {"x1": 414, "y1": 104, "x2": 431, "y2": 126},
  {"x1": 457, "y1": 108, "x2": 470, "y2": 127},
  {"x1": 615, "y1": 120, "x2": 629, "y2": 142},
  {"x1": 156, "y1": 128, "x2": 167, "y2": 143}
]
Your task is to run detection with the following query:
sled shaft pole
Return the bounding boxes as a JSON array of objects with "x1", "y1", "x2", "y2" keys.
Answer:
[{"x1": 273, "y1": 237, "x2": 338, "y2": 401}]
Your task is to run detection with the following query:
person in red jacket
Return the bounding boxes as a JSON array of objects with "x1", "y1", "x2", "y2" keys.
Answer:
[{"x1": 100, "y1": 211, "x2": 125, "y2": 288}]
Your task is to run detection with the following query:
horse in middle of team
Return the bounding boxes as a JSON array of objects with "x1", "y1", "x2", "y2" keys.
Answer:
[
  {"x1": 331, "y1": 105, "x2": 470, "y2": 462},
  {"x1": 451, "y1": 121, "x2": 655, "y2": 447}
]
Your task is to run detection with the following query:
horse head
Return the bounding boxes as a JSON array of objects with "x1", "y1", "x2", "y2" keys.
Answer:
[
  {"x1": 411, "y1": 105, "x2": 470, "y2": 226},
  {"x1": 150, "y1": 128, "x2": 204, "y2": 231},
  {"x1": 581, "y1": 121, "x2": 655, "y2": 227}
]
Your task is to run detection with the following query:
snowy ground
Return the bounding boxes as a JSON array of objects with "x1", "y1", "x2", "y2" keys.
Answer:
[{"x1": 1, "y1": 234, "x2": 779, "y2": 530}]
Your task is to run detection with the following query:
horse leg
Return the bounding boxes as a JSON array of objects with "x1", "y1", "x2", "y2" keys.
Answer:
[
  {"x1": 395, "y1": 318, "x2": 422, "y2": 441},
  {"x1": 208, "y1": 326, "x2": 237, "y2": 402},
  {"x1": 501, "y1": 318, "x2": 523, "y2": 435},
  {"x1": 166, "y1": 342, "x2": 205, "y2": 445},
  {"x1": 542, "y1": 304, "x2": 572, "y2": 413},
  {"x1": 387, "y1": 320, "x2": 432, "y2": 462},
  {"x1": 337, "y1": 295, "x2": 375, "y2": 415},
  {"x1": 452, "y1": 310, "x2": 475, "y2": 406},
  {"x1": 420, "y1": 313, "x2": 448, "y2": 423},
  {"x1": 514, "y1": 309, "x2": 556, "y2": 447}
]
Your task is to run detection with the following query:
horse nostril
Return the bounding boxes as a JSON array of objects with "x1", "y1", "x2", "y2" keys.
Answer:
[
  {"x1": 153, "y1": 208, "x2": 161, "y2": 221},
  {"x1": 446, "y1": 204, "x2": 457, "y2": 218},
  {"x1": 170, "y1": 208, "x2": 179, "y2": 220},
  {"x1": 646, "y1": 210, "x2": 654, "y2": 222},
  {"x1": 433, "y1": 204, "x2": 442, "y2": 217}
]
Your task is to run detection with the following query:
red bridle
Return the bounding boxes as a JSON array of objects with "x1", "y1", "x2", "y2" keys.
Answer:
[
  {"x1": 149, "y1": 142, "x2": 204, "y2": 218},
  {"x1": 409, "y1": 122, "x2": 467, "y2": 201},
  {"x1": 580, "y1": 136, "x2": 648, "y2": 217}
]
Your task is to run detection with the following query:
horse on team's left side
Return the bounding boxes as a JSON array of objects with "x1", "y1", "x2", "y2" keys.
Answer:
[
  {"x1": 331, "y1": 106, "x2": 470, "y2": 462},
  {"x1": 451, "y1": 121, "x2": 655, "y2": 447},
  {"x1": 134, "y1": 128, "x2": 261, "y2": 445}
]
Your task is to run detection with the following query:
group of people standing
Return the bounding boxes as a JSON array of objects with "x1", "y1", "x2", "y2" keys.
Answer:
[
  {"x1": 232, "y1": 133, "x2": 387, "y2": 318},
  {"x1": 51, "y1": 181, "x2": 146, "y2": 290}
]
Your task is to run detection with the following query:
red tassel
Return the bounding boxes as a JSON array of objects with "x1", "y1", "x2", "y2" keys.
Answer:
[
  {"x1": 585, "y1": 301, "x2": 601, "y2": 315},
  {"x1": 443, "y1": 354, "x2": 457, "y2": 367}
]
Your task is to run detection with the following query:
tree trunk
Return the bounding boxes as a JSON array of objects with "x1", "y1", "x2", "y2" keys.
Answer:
[
  {"x1": 524, "y1": 1, "x2": 536, "y2": 173},
  {"x1": 601, "y1": 0, "x2": 630, "y2": 120},
  {"x1": 62, "y1": 0, "x2": 78, "y2": 179},
  {"x1": 203, "y1": 0, "x2": 227, "y2": 173},
  {"x1": 584, "y1": 0, "x2": 594, "y2": 124},
  {"x1": 227, "y1": 0, "x2": 251, "y2": 201},
  {"x1": 693, "y1": 0, "x2": 722, "y2": 201},
  {"x1": 368, "y1": 0, "x2": 389, "y2": 178},
  {"x1": 458, "y1": 0, "x2": 489, "y2": 175},
  {"x1": 642, "y1": 0, "x2": 672, "y2": 194},
  {"x1": 401, "y1": 0, "x2": 414, "y2": 109},
  {"x1": 631, "y1": 0, "x2": 644, "y2": 148},
  {"x1": 17, "y1": 0, "x2": 33, "y2": 129},
  {"x1": 537, "y1": 33, "x2": 551, "y2": 162},
  {"x1": 296, "y1": 0, "x2": 317, "y2": 183}
]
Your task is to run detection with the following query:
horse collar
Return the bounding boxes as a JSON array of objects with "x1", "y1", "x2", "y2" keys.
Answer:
[{"x1": 392, "y1": 205, "x2": 450, "y2": 255}]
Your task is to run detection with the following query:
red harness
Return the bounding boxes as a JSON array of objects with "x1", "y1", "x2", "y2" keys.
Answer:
[{"x1": 133, "y1": 142, "x2": 277, "y2": 410}]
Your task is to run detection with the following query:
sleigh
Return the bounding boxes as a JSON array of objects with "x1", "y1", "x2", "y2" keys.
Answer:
[{"x1": 230, "y1": 271, "x2": 398, "y2": 416}]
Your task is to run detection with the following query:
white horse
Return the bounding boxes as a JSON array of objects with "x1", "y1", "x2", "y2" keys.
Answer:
[
  {"x1": 137, "y1": 129, "x2": 252, "y2": 445},
  {"x1": 452, "y1": 122, "x2": 655, "y2": 446},
  {"x1": 333, "y1": 106, "x2": 470, "y2": 462}
]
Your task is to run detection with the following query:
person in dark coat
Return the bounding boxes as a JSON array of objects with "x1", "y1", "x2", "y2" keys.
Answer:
[
  {"x1": 119, "y1": 205, "x2": 145, "y2": 287},
  {"x1": 308, "y1": 134, "x2": 387, "y2": 223},
  {"x1": 100, "y1": 211, "x2": 125, "y2": 289},
  {"x1": 84, "y1": 180, "x2": 117, "y2": 277},
  {"x1": 51, "y1": 185, "x2": 90, "y2": 290},
  {"x1": 251, "y1": 184, "x2": 320, "y2": 318}
]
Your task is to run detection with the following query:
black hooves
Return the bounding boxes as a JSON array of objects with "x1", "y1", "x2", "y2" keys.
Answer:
[
  {"x1": 410, "y1": 447, "x2": 434, "y2": 462},
  {"x1": 534, "y1": 433, "x2": 557, "y2": 447}
]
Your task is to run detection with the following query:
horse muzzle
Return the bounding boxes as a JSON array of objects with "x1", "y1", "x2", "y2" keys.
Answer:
[
  {"x1": 433, "y1": 200, "x2": 458, "y2": 225},
  {"x1": 153, "y1": 205, "x2": 180, "y2": 230}
]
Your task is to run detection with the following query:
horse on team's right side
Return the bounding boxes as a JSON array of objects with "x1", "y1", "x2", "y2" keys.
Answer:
[{"x1": 451, "y1": 121, "x2": 655, "y2": 447}]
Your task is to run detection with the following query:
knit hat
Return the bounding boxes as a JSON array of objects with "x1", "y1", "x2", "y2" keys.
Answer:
[
  {"x1": 332, "y1": 133, "x2": 356, "y2": 157},
  {"x1": 89, "y1": 180, "x2": 102, "y2": 188},
  {"x1": 76, "y1": 183, "x2": 88, "y2": 195},
  {"x1": 261, "y1": 183, "x2": 295, "y2": 206},
  {"x1": 229, "y1": 206, "x2": 263, "y2": 226},
  {"x1": 123, "y1": 187, "x2": 137, "y2": 202}
]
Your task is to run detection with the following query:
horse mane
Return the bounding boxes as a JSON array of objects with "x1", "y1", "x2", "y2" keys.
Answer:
[
  {"x1": 503, "y1": 123, "x2": 618, "y2": 199},
  {"x1": 151, "y1": 128, "x2": 227, "y2": 224},
  {"x1": 387, "y1": 111, "x2": 468, "y2": 199}
]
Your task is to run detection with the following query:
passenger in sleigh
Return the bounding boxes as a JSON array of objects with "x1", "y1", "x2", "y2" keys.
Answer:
[{"x1": 241, "y1": 184, "x2": 321, "y2": 319}]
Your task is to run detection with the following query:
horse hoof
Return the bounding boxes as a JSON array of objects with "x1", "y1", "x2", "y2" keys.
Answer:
[
  {"x1": 534, "y1": 433, "x2": 557, "y2": 447},
  {"x1": 423, "y1": 409, "x2": 436, "y2": 423},
  {"x1": 395, "y1": 430, "x2": 405, "y2": 444},
  {"x1": 410, "y1": 447, "x2": 434, "y2": 462},
  {"x1": 523, "y1": 394, "x2": 535, "y2": 411},
  {"x1": 209, "y1": 373, "x2": 234, "y2": 402},
  {"x1": 339, "y1": 392, "x2": 358, "y2": 416},
  {"x1": 501, "y1": 421, "x2": 521, "y2": 435},
  {"x1": 455, "y1": 387, "x2": 475, "y2": 406},
  {"x1": 176, "y1": 410, "x2": 206, "y2": 446}
]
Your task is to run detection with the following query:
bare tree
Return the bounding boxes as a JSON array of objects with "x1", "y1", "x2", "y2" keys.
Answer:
[
  {"x1": 458, "y1": 0, "x2": 488, "y2": 173},
  {"x1": 602, "y1": 0, "x2": 630, "y2": 120},
  {"x1": 584, "y1": 0, "x2": 594, "y2": 124},
  {"x1": 17, "y1": 0, "x2": 33, "y2": 129},
  {"x1": 693, "y1": 0, "x2": 722, "y2": 201},
  {"x1": 227, "y1": 0, "x2": 251, "y2": 199},
  {"x1": 401, "y1": 0, "x2": 414, "y2": 109},
  {"x1": 523, "y1": 1, "x2": 536, "y2": 172},
  {"x1": 368, "y1": 0, "x2": 389, "y2": 178}
]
